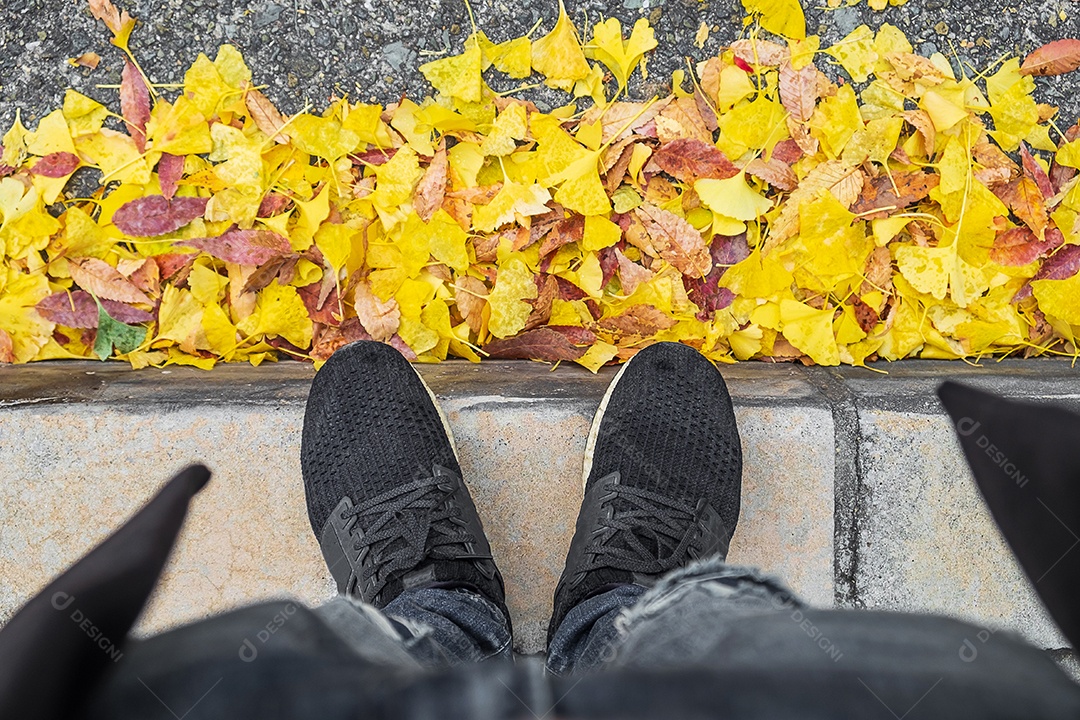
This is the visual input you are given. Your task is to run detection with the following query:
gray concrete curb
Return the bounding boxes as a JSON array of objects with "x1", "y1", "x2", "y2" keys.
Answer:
[{"x1": 1, "y1": 357, "x2": 1078, "y2": 659}]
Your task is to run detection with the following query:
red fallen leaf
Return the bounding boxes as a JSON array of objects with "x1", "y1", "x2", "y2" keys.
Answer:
[
  {"x1": 154, "y1": 252, "x2": 197, "y2": 281},
  {"x1": 851, "y1": 171, "x2": 940, "y2": 220},
  {"x1": 555, "y1": 276, "x2": 587, "y2": 301},
  {"x1": 126, "y1": 257, "x2": 160, "y2": 295},
  {"x1": 525, "y1": 274, "x2": 559, "y2": 331},
  {"x1": 634, "y1": 203, "x2": 712, "y2": 277},
  {"x1": 1014, "y1": 241, "x2": 1080, "y2": 301},
  {"x1": 30, "y1": 152, "x2": 80, "y2": 178},
  {"x1": 311, "y1": 318, "x2": 372, "y2": 361},
  {"x1": 1020, "y1": 143, "x2": 1054, "y2": 199},
  {"x1": 1032, "y1": 234, "x2": 1078, "y2": 280},
  {"x1": 241, "y1": 255, "x2": 299, "y2": 294},
  {"x1": 258, "y1": 192, "x2": 292, "y2": 217},
  {"x1": 35, "y1": 291, "x2": 152, "y2": 328},
  {"x1": 547, "y1": 325, "x2": 598, "y2": 345},
  {"x1": 182, "y1": 226, "x2": 292, "y2": 265},
  {"x1": 389, "y1": 335, "x2": 418, "y2": 361},
  {"x1": 112, "y1": 195, "x2": 208, "y2": 236},
  {"x1": 483, "y1": 327, "x2": 588, "y2": 361},
  {"x1": 538, "y1": 214, "x2": 585, "y2": 257},
  {"x1": 74, "y1": 52, "x2": 101, "y2": 70},
  {"x1": 245, "y1": 89, "x2": 290, "y2": 144},
  {"x1": 298, "y1": 282, "x2": 342, "y2": 326},
  {"x1": 598, "y1": 245, "x2": 620, "y2": 287},
  {"x1": 584, "y1": 298, "x2": 603, "y2": 320},
  {"x1": 991, "y1": 226, "x2": 1063, "y2": 266},
  {"x1": 730, "y1": 38, "x2": 789, "y2": 67},
  {"x1": 120, "y1": 60, "x2": 150, "y2": 152},
  {"x1": 994, "y1": 177, "x2": 1049, "y2": 238},
  {"x1": 684, "y1": 233, "x2": 749, "y2": 319},
  {"x1": 265, "y1": 336, "x2": 310, "y2": 361},
  {"x1": 158, "y1": 153, "x2": 185, "y2": 200},
  {"x1": 850, "y1": 295, "x2": 879, "y2": 333},
  {"x1": 1020, "y1": 38, "x2": 1080, "y2": 77},
  {"x1": 353, "y1": 147, "x2": 398, "y2": 166},
  {"x1": 733, "y1": 55, "x2": 753, "y2": 73},
  {"x1": 771, "y1": 139, "x2": 804, "y2": 165},
  {"x1": 651, "y1": 138, "x2": 739, "y2": 184}
]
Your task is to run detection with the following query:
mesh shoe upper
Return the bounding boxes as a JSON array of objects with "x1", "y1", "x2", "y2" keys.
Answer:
[
  {"x1": 548, "y1": 342, "x2": 742, "y2": 643},
  {"x1": 301, "y1": 341, "x2": 507, "y2": 618}
]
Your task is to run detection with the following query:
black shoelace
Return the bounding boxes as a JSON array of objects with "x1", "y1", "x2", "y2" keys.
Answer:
[
  {"x1": 581, "y1": 479, "x2": 699, "y2": 575},
  {"x1": 340, "y1": 476, "x2": 475, "y2": 592}
]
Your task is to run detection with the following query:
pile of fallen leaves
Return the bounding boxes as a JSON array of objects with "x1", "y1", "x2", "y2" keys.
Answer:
[{"x1": 2, "y1": 0, "x2": 1080, "y2": 370}]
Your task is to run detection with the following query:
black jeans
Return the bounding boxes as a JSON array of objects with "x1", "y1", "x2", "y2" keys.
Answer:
[{"x1": 81, "y1": 556, "x2": 1080, "y2": 719}]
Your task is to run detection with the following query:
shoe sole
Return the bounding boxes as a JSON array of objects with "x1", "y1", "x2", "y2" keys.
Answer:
[{"x1": 580, "y1": 358, "x2": 633, "y2": 491}]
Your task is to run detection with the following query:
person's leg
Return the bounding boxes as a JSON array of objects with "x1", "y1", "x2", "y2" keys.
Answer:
[
  {"x1": 302, "y1": 341, "x2": 513, "y2": 668},
  {"x1": 546, "y1": 342, "x2": 745, "y2": 675}
]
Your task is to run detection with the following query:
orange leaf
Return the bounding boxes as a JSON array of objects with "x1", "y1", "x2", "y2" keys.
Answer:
[
  {"x1": 650, "y1": 138, "x2": 738, "y2": 184},
  {"x1": 744, "y1": 157, "x2": 797, "y2": 191},
  {"x1": 779, "y1": 62, "x2": 819, "y2": 122},
  {"x1": 994, "y1": 177, "x2": 1049, "y2": 239},
  {"x1": 352, "y1": 282, "x2": 400, "y2": 342},
  {"x1": 454, "y1": 276, "x2": 488, "y2": 335},
  {"x1": 851, "y1": 171, "x2": 940, "y2": 220},
  {"x1": 633, "y1": 204, "x2": 712, "y2": 277},
  {"x1": 69, "y1": 258, "x2": 152, "y2": 305},
  {"x1": 414, "y1": 142, "x2": 448, "y2": 223},
  {"x1": 245, "y1": 89, "x2": 290, "y2": 143},
  {"x1": 1020, "y1": 39, "x2": 1080, "y2": 77},
  {"x1": 0, "y1": 329, "x2": 13, "y2": 364}
]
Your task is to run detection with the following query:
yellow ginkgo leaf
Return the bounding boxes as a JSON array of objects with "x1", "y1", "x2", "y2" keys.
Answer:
[
  {"x1": 576, "y1": 341, "x2": 619, "y2": 372},
  {"x1": 696, "y1": 172, "x2": 773, "y2": 221},
  {"x1": 146, "y1": 96, "x2": 213, "y2": 156},
  {"x1": 1, "y1": 110, "x2": 29, "y2": 166},
  {"x1": 825, "y1": 25, "x2": 876, "y2": 82},
  {"x1": 531, "y1": 0, "x2": 592, "y2": 91},
  {"x1": 62, "y1": 91, "x2": 109, "y2": 138},
  {"x1": 741, "y1": 0, "x2": 806, "y2": 40},
  {"x1": 481, "y1": 103, "x2": 528, "y2": 156},
  {"x1": 590, "y1": 18, "x2": 657, "y2": 90},
  {"x1": 487, "y1": 257, "x2": 538, "y2": 338},
  {"x1": 1032, "y1": 273, "x2": 1080, "y2": 327},
  {"x1": 921, "y1": 90, "x2": 967, "y2": 132},
  {"x1": 491, "y1": 37, "x2": 532, "y2": 78},
  {"x1": 472, "y1": 181, "x2": 552, "y2": 232},
  {"x1": 237, "y1": 280, "x2": 313, "y2": 348},
  {"x1": 582, "y1": 215, "x2": 622, "y2": 252},
  {"x1": 314, "y1": 223, "x2": 359, "y2": 272},
  {"x1": 290, "y1": 114, "x2": 361, "y2": 161},
  {"x1": 419, "y1": 37, "x2": 485, "y2": 103},
  {"x1": 780, "y1": 298, "x2": 838, "y2": 365}
]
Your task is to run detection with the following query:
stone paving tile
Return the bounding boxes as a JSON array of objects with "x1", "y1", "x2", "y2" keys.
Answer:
[{"x1": 0, "y1": 360, "x2": 836, "y2": 655}]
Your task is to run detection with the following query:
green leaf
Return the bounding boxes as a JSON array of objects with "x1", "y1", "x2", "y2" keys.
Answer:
[{"x1": 93, "y1": 300, "x2": 147, "y2": 360}]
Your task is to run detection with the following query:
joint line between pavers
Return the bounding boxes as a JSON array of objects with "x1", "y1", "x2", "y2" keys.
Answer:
[{"x1": 798, "y1": 366, "x2": 865, "y2": 609}]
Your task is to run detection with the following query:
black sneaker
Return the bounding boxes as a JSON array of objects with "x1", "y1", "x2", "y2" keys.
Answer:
[
  {"x1": 302, "y1": 341, "x2": 510, "y2": 626},
  {"x1": 547, "y1": 342, "x2": 742, "y2": 643}
]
